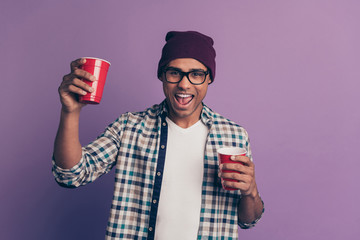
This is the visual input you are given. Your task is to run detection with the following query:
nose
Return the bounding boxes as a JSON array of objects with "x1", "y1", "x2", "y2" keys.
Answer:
[{"x1": 177, "y1": 74, "x2": 192, "y2": 89}]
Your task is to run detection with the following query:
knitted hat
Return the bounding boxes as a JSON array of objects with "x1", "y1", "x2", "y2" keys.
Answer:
[{"x1": 157, "y1": 31, "x2": 216, "y2": 82}]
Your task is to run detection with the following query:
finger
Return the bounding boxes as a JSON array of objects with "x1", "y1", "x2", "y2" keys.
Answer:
[
  {"x1": 71, "y1": 78, "x2": 94, "y2": 93},
  {"x1": 220, "y1": 172, "x2": 251, "y2": 183},
  {"x1": 230, "y1": 155, "x2": 253, "y2": 167},
  {"x1": 60, "y1": 75, "x2": 94, "y2": 96},
  {"x1": 73, "y1": 69, "x2": 96, "y2": 81},
  {"x1": 62, "y1": 73, "x2": 72, "y2": 82},
  {"x1": 60, "y1": 78, "x2": 89, "y2": 95},
  {"x1": 62, "y1": 71, "x2": 95, "y2": 85},
  {"x1": 221, "y1": 163, "x2": 253, "y2": 175},
  {"x1": 70, "y1": 58, "x2": 86, "y2": 71},
  {"x1": 223, "y1": 180, "x2": 251, "y2": 192},
  {"x1": 67, "y1": 84, "x2": 88, "y2": 96}
]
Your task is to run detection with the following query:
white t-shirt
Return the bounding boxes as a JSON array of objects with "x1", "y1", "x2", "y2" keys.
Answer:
[{"x1": 155, "y1": 117, "x2": 209, "y2": 240}]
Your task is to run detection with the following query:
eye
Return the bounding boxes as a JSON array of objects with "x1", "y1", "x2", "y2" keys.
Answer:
[
  {"x1": 168, "y1": 70, "x2": 180, "y2": 76},
  {"x1": 190, "y1": 71, "x2": 205, "y2": 77}
]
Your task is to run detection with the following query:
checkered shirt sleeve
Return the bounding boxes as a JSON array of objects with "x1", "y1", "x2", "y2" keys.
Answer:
[{"x1": 52, "y1": 114, "x2": 127, "y2": 187}]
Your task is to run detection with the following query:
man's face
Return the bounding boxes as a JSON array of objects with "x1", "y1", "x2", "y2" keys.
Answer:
[{"x1": 161, "y1": 58, "x2": 211, "y2": 127}]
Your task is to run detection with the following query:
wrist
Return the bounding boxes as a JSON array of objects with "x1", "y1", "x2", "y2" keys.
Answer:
[
  {"x1": 250, "y1": 188, "x2": 259, "y2": 198},
  {"x1": 242, "y1": 186, "x2": 259, "y2": 199},
  {"x1": 59, "y1": 108, "x2": 81, "y2": 127},
  {"x1": 61, "y1": 106, "x2": 81, "y2": 116}
]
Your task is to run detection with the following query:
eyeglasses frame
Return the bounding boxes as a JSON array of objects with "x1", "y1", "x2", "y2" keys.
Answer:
[{"x1": 162, "y1": 67, "x2": 210, "y2": 85}]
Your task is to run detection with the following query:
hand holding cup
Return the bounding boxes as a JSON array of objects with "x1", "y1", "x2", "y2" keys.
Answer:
[
  {"x1": 78, "y1": 57, "x2": 110, "y2": 104},
  {"x1": 59, "y1": 57, "x2": 110, "y2": 113},
  {"x1": 59, "y1": 58, "x2": 96, "y2": 113},
  {"x1": 218, "y1": 147, "x2": 257, "y2": 196}
]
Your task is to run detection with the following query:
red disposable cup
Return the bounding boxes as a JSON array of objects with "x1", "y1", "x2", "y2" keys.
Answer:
[
  {"x1": 79, "y1": 57, "x2": 111, "y2": 104},
  {"x1": 218, "y1": 147, "x2": 247, "y2": 191}
]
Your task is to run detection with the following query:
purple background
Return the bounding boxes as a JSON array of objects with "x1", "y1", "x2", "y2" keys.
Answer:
[{"x1": 1, "y1": 0, "x2": 359, "y2": 239}]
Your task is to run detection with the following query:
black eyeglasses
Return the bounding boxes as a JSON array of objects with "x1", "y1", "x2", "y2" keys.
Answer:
[{"x1": 163, "y1": 67, "x2": 209, "y2": 85}]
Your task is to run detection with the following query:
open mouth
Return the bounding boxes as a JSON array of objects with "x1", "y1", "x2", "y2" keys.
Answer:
[{"x1": 175, "y1": 93, "x2": 194, "y2": 105}]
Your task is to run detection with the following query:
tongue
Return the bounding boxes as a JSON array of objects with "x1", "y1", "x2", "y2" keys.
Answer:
[{"x1": 177, "y1": 96, "x2": 192, "y2": 105}]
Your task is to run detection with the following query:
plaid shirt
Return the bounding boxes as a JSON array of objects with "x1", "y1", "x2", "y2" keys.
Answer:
[{"x1": 52, "y1": 101, "x2": 264, "y2": 239}]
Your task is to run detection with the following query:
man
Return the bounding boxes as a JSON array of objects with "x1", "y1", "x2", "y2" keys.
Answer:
[{"x1": 53, "y1": 31, "x2": 264, "y2": 239}]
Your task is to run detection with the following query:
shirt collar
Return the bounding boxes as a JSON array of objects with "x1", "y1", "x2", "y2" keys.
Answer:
[
  {"x1": 200, "y1": 103, "x2": 214, "y2": 126},
  {"x1": 158, "y1": 99, "x2": 214, "y2": 126}
]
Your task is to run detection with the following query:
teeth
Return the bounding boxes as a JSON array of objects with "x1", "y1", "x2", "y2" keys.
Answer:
[{"x1": 176, "y1": 94, "x2": 192, "y2": 98}]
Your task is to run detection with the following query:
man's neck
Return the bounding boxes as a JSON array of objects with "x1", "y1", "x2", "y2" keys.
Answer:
[
  {"x1": 167, "y1": 110, "x2": 202, "y2": 129},
  {"x1": 167, "y1": 116, "x2": 200, "y2": 129}
]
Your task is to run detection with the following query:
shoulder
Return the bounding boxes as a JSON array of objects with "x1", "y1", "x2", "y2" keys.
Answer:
[
  {"x1": 203, "y1": 104, "x2": 243, "y2": 128},
  {"x1": 203, "y1": 105, "x2": 249, "y2": 136},
  {"x1": 128, "y1": 103, "x2": 162, "y2": 121},
  {"x1": 112, "y1": 103, "x2": 162, "y2": 128}
]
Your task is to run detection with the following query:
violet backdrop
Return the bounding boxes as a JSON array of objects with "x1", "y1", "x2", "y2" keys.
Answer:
[{"x1": 1, "y1": 0, "x2": 359, "y2": 239}]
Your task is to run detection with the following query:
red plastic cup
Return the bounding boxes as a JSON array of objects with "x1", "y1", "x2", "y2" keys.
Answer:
[
  {"x1": 218, "y1": 147, "x2": 247, "y2": 191},
  {"x1": 79, "y1": 57, "x2": 111, "y2": 104}
]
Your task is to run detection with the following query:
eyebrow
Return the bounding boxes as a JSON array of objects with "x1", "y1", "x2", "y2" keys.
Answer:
[{"x1": 166, "y1": 66, "x2": 207, "y2": 72}]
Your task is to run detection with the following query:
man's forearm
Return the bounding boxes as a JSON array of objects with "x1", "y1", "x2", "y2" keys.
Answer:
[
  {"x1": 237, "y1": 187, "x2": 264, "y2": 224},
  {"x1": 53, "y1": 109, "x2": 83, "y2": 169}
]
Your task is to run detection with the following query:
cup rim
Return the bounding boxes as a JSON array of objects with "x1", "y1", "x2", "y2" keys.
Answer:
[
  {"x1": 217, "y1": 147, "x2": 247, "y2": 155},
  {"x1": 82, "y1": 57, "x2": 111, "y2": 65}
]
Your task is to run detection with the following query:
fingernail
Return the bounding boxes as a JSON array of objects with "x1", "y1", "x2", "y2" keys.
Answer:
[
  {"x1": 90, "y1": 76, "x2": 96, "y2": 81},
  {"x1": 230, "y1": 156, "x2": 235, "y2": 160},
  {"x1": 89, "y1": 87, "x2": 94, "y2": 92},
  {"x1": 82, "y1": 91, "x2": 87, "y2": 95}
]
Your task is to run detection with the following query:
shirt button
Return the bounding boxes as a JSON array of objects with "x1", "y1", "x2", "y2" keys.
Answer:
[
  {"x1": 161, "y1": 145, "x2": 165, "y2": 149},
  {"x1": 162, "y1": 122, "x2": 166, "y2": 126},
  {"x1": 157, "y1": 172, "x2": 161, "y2": 176},
  {"x1": 149, "y1": 227, "x2": 153, "y2": 232},
  {"x1": 153, "y1": 199, "x2": 157, "y2": 204}
]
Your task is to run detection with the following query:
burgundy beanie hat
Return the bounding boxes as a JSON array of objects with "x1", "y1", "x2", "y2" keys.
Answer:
[{"x1": 157, "y1": 31, "x2": 216, "y2": 82}]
